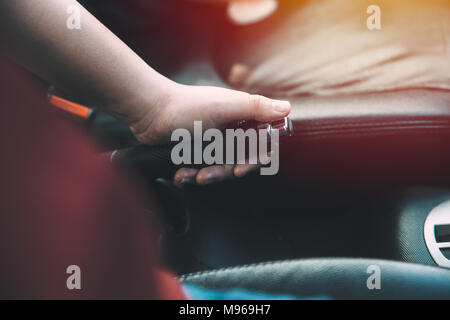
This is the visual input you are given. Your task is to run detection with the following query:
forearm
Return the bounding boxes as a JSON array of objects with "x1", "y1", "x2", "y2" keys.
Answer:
[{"x1": 0, "y1": 0, "x2": 173, "y2": 126}]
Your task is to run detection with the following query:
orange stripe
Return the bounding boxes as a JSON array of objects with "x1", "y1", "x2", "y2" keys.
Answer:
[{"x1": 49, "y1": 95, "x2": 91, "y2": 119}]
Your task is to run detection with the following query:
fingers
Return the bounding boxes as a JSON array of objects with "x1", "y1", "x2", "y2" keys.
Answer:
[
  {"x1": 173, "y1": 168, "x2": 198, "y2": 187},
  {"x1": 196, "y1": 165, "x2": 235, "y2": 185},
  {"x1": 173, "y1": 163, "x2": 260, "y2": 187},
  {"x1": 234, "y1": 163, "x2": 259, "y2": 178},
  {"x1": 234, "y1": 151, "x2": 260, "y2": 178}
]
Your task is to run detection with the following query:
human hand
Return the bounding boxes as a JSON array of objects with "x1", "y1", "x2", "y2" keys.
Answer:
[{"x1": 128, "y1": 82, "x2": 291, "y2": 186}]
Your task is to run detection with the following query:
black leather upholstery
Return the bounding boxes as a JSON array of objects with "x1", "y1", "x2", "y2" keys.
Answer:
[{"x1": 180, "y1": 258, "x2": 450, "y2": 299}]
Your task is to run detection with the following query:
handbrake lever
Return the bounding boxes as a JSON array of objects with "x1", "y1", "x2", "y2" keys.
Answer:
[{"x1": 109, "y1": 117, "x2": 293, "y2": 179}]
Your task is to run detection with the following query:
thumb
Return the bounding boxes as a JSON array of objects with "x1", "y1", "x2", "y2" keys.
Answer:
[
  {"x1": 247, "y1": 94, "x2": 291, "y2": 122},
  {"x1": 220, "y1": 90, "x2": 291, "y2": 124}
]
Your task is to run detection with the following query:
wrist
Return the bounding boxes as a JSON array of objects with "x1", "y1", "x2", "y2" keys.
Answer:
[{"x1": 123, "y1": 78, "x2": 180, "y2": 144}]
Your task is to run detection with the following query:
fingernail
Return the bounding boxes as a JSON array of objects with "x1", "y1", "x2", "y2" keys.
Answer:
[{"x1": 273, "y1": 100, "x2": 291, "y2": 114}]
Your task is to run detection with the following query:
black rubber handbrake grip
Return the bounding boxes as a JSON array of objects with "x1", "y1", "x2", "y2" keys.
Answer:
[{"x1": 111, "y1": 143, "x2": 180, "y2": 178}]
